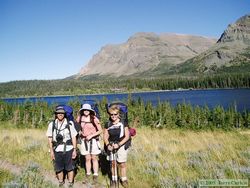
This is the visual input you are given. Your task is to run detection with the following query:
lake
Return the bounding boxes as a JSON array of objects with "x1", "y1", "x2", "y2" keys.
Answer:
[{"x1": 2, "y1": 88, "x2": 250, "y2": 112}]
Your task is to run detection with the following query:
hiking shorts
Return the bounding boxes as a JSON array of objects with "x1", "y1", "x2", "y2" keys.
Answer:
[
  {"x1": 79, "y1": 138, "x2": 101, "y2": 155},
  {"x1": 107, "y1": 145, "x2": 129, "y2": 163},
  {"x1": 54, "y1": 149, "x2": 74, "y2": 173}
]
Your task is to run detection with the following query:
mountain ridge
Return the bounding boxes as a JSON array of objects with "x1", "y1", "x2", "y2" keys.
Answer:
[
  {"x1": 76, "y1": 33, "x2": 216, "y2": 78},
  {"x1": 76, "y1": 14, "x2": 250, "y2": 79}
]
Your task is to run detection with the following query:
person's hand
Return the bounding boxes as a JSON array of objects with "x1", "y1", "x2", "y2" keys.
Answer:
[
  {"x1": 107, "y1": 144, "x2": 113, "y2": 151},
  {"x1": 50, "y1": 149, "x2": 55, "y2": 160},
  {"x1": 113, "y1": 143, "x2": 119, "y2": 150},
  {"x1": 86, "y1": 134, "x2": 93, "y2": 141},
  {"x1": 72, "y1": 148, "x2": 77, "y2": 159}
]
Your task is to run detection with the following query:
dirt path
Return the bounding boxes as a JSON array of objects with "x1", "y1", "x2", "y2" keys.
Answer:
[{"x1": 0, "y1": 159, "x2": 105, "y2": 188}]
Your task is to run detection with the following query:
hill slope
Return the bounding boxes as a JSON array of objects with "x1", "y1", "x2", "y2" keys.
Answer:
[
  {"x1": 76, "y1": 33, "x2": 216, "y2": 78},
  {"x1": 176, "y1": 14, "x2": 250, "y2": 74}
]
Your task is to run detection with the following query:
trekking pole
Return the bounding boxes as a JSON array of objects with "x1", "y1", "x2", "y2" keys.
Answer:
[{"x1": 112, "y1": 149, "x2": 119, "y2": 188}]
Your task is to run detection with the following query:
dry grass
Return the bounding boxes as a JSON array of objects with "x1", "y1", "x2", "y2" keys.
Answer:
[
  {"x1": 0, "y1": 126, "x2": 249, "y2": 187},
  {"x1": 128, "y1": 128, "x2": 250, "y2": 187}
]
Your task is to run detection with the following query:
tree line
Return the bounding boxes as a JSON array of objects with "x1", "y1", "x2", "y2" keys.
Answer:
[
  {"x1": 0, "y1": 97, "x2": 249, "y2": 130},
  {"x1": 0, "y1": 73, "x2": 249, "y2": 97}
]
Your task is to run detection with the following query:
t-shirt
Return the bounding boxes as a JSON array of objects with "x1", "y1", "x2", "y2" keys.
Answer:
[
  {"x1": 105, "y1": 121, "x2": 128, "y2": 142},
  {"x1": 80, "y1": 116, "x2": 100, "y2": 138},
  {"x1": 46, "y1": 119, "x2": 77, "y2": 152}
]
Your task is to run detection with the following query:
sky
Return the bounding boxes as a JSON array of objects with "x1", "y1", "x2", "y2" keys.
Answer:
[{"x1": 0, "y1": 0, "x2": 249, "y2": 83}]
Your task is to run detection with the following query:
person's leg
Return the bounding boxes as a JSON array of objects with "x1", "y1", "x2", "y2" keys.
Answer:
[
  {"x1": 92, "y1": 154, "x2": 99, "y2": 175},
  {"x1": 57, "y1": 171, "x2": 64, "y2": 181},
  {"x1": 85, "y1": 154, "x2": 92, "y2": 175},
  {"x1": 64, "y1": 149, "x2": 75, "y2": 186},
  {"x1": 91, "y1": 154, "x2": 99, "y2": 183},
  {"x1": 112, "y1": 157, "x2": 118, "y2": 182},
  {"x1": 54, "y1": 152, "x2": 65, "y2": 186},
  {"x1": 119, "y1": 162, "x2": 128, "y2": 187},
  {"x1": 67, "y1": 170, "x2": 74, "y2": 183},
  {"x1": 82, "y1": 154, "x2": 92, "y2": 184},
  {"x1": 119, "y1": 162, "x2": 127, "y2": 180},
  {"x1": 117, "y1": 146, "x2": 129, "y2": 187}
]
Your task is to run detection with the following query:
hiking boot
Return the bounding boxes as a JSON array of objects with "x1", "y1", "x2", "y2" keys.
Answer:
[
  {"x1": 58, "y1": 181, "x2": 64, "y2": 187},
  {"x1": 68, "y1": 182, "x2": 74, "y2": 188},
  {"x1": 82, "y1": 174, "x2": 91, "y2": 184},
  {"x1": 121, "y1": 180, "x2": 128, "y2": 187},
  {"x1": 93, "y1": 175, "x2": 98, "y2": 184},
  {"x1": 110, "y1": 180, "x2": 117, "y2": 188}
]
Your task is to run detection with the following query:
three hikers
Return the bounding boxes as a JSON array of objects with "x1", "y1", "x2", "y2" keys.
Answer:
[{"x1": 47, "y1": 102, "x2": 133, "y2": 187}]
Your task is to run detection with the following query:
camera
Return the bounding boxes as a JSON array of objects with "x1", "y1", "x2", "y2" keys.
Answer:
[{"x1": 56, "y1": 134, "x2": 63, "y2": 143}]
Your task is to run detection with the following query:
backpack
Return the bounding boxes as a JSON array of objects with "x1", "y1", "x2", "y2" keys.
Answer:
[
  {"x1": 105, "y1": 102, "x2": 136, "y2": 149},
  {"x1": 61, "y1": 105, "x2": 74, "y2": 121},
  {"x1": 52, "y1": 105, "x2": 80, "y2": 149}
]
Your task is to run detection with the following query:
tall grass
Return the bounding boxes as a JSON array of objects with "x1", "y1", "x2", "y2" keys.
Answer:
[
  {"x1": 128, "y1": 128, "x2": 250, "y2": 187},
  {"x1": 0, "y1": 126, "x2": 249, "y2": 187}
]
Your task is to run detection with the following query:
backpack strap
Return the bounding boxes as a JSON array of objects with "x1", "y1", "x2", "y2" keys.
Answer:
[
  {"x1": 80, "y1": 115, "x2": 100, "y2": 140},
  {"x1": 52, "y1": 119, "x2": 73, "y2": 151}
]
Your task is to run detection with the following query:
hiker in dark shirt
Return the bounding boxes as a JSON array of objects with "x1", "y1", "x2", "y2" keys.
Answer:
[{"x1": 104, "y1": 105, "x2": 130, "y2": 188}]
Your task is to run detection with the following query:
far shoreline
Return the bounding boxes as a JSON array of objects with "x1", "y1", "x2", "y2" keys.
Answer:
[{"x1": 1, "y1": 87, "x2": 249, "y2": 100}]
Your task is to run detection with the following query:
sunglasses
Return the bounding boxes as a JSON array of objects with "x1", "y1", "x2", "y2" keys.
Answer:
[{"x1": 110, "y1": 113, "x2": 118, "y2": 116}]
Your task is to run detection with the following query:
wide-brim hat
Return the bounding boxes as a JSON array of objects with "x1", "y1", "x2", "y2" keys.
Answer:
[
  {"x1": 79, "y1": 103, "x2": 95, "y2": 115},
  {"x1": 54, "y1": 106, "x2": 65, "y2": 114}
]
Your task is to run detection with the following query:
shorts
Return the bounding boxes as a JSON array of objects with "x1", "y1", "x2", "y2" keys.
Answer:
[
  {"x1": 54, "y1": 149, "x2": 74, "y2": 173},
  {"x1": 107, "y1": 145, "x2": 129, "y2": 163},
  {"x1": 79, "y1": 138, "x2": 101, "y2": 155}
]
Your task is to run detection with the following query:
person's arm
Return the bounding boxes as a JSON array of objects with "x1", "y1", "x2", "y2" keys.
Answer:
[
  {"x1": 71, "y1": 135, "x2": 77, "y2": 159},
  {"x1": 48, "y1": 137, "x2": 55, "y2": 160},
  {"x1": 103, "y1": 128, "x2": 113, "y2": 151},
  {"x1": 46, "y1": 122, "x2": 55, "y2": 160},
  {"x1": 69, "y1": 121, "x2": 77, "y2": 159}
]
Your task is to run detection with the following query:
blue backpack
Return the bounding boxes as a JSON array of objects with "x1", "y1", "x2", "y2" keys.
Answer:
[{"x1": 60, "y1": 105, "x2": 74, "y2": 121}]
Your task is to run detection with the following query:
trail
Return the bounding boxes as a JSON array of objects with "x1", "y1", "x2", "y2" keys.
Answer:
[{"x1": 0, "y1": 159, "x2": 105, "y2": 188}]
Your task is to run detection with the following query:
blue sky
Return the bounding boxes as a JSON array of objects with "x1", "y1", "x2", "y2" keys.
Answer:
[{"x1": 0, "y1": 0, "x2": 249, "y2": 83}]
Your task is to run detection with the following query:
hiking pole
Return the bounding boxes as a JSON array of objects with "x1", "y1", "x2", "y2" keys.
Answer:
[{"x1": 112, "y1": 149, "x2": 119, "y2": 188}]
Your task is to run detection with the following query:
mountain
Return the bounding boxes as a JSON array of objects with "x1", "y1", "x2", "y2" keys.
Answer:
[
  {"x1": 176, "y1": 14, "x2": 250, "y2": 74},
  {"x1": 76, "y1": 14, "x2": 250, "y2": 79},
  {"x1": 76, "y1": 33, "x2": 216, "y2": 78}
]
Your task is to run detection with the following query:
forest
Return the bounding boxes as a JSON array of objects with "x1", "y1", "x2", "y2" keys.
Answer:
[
  {"x1": 0, "y1": 96, "x2": 249, "y2": 130},
  {"x1": 0, "y1": 73, "x2": 249, "y2": 98}
]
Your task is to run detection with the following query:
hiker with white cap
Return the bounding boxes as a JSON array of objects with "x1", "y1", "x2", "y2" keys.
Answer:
[{"x1": 76, "y1": 103, "x2": 102, "y2": 185}]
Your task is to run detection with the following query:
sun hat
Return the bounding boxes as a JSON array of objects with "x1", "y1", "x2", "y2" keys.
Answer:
[
  {"x1": 55, "y1": 106, "x2": 65, "y2": 114},
  {"x1": 79, "y1": 103, "x2": 95, "y2": 114}
]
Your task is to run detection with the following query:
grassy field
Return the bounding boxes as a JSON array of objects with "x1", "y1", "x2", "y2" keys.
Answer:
[{"x1": 0, "y1": 124, "x2": 249, "y2": 187}]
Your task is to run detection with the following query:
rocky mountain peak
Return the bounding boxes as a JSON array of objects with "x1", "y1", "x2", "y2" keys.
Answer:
[
  {"x1": 177, "y1": 14, "x2": 250, "y2": 74},
  {"x1": 218, "y1": 14, "x2": 250, "y2": 43}
]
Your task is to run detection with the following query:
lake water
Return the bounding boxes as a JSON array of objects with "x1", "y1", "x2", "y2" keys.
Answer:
[{"x1": 2, "y1": 88, "x2": 250, "y2": 112}]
